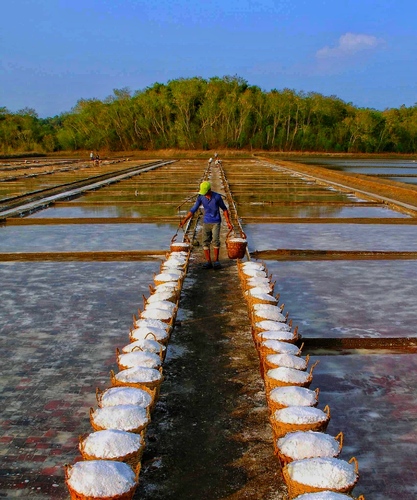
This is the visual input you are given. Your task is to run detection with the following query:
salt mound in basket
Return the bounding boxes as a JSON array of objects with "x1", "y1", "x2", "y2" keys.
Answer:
[
  {"x1": 133, "y1": 317, "x2": 172, "y2": 333},
  {"x1": 122, "y1": 338, "x2": 166, "y2": 358},
  {"x1": 65, "y1": 460, "x2": 138, "y2": 500},
  {"x1": 247, "y1": 285, "x2": 278, "y2": 305},
  {"x1": 260, "y1": 339, "x2": 303, "y2": 356},
  {"x1": 80, "y1": 429, "x2": 144, "y2": 468},
  {"x1": 265, "y1": 363, "x2": 318, "y2": 391},
  {"x1": 146, "y1": 289, "x2": 178, "y2": 303},
  {"x1": 117, "y1": 349, "x2": 162, "y2": 370},
  {"x1": 130, "y1": 326, "x2": 170, "y2": 345},
  {"x1": 90, "y1": 404, "x2": 150, "y2": 433},
  {"x1": 140, "y1": 307, "x2": 174, "y2": 323},
  {"x1": 282, "y1": 456, "x2": 359, "y2": 498},
  {"x1": 292, "y1": 492, "x2": 365, "y2": 500},
  {"x1": 111, "y1": 366, "x2": 163, "y2": 391},
  {"x1": 145, "y1": 299, "x2": 177, "y2": 313},
  {"x1": 97, "y1": 386, "x2": 154, "y2": 410},
  {"x1": 257, "y1": 329, "x2": 298, "y2": 348},
  {"x1": 154, "y1": 272, "x2": 181, "y2": 286},
  {"x1": 267, "y1": 386, "x2": 319, "y2": 413},
  {"x1": 264, "y1": 353, "x2": 309, "y2": 371},
  {"x1": 276, "y1": 430, "x2": 343, "y2": 466},
  {"x1": 241, "y1": 267, "x2": 267, "y2": 278},
  {"x1": 253, "y1": 304, "x2": 286, "y2": 322},
  {"x1": 271, "y1": 405, "x2": 331, "y2": 438}
]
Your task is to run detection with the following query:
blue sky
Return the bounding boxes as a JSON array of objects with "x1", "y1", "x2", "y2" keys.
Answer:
[{"x1": 2, "y1": 0, "x2": 416, "y2": 117}]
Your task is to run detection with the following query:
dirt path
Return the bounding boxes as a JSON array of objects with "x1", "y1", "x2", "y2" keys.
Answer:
[{"x1": 136, "y1": 168, "x2": 286, "y2": 499}]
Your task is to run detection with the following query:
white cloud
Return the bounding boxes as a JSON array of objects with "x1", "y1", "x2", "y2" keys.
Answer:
[{"x1": 316, "y1": 33, "x2": 383, "y2": 59}]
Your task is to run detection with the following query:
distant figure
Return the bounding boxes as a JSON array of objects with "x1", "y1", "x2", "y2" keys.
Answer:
[
  {"x1": 90, "y1": 151, "x2": 94, "y2": 161},
  {"x1": 135, "y1": 189, "x2": 138, "y2": 197},
  {"x1": 208, "y1": 157, "x2": 213, "y2": 167},
  {"x1": 214, "y1": 152, "x2": 218, "y2": 159},
  {"x1": 94, "y1": 154, "x2": 100, "y2": 166}
]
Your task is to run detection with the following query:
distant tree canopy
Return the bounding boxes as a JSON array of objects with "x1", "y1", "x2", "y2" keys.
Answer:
[{"x1": 2, "y1": 76, "x2": 417, "y2": 154}]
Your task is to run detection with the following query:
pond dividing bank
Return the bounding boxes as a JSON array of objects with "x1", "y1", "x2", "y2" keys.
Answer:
[{"x1": 0, "y1": 156, "x2": 416, "y2": 499}]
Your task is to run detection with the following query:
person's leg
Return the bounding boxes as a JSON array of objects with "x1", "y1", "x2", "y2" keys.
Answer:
[
  {"x1": 202, "y1": 224, "x2": 213, "y2": 268},
  {"x1": 212, "y1": 224, "x2": 221, "y2": 268}
]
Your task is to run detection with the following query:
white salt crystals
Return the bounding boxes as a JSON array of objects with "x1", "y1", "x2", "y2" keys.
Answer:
[
  {"x1": 274, "y1": 406, "x2": 329, "y2": 425},
  {"x1": 267, "y1": 366, "x2": 311, "y2": 385},
  {"x1": 91, "y1": 404, "x2": 149, "y2": 433},
  {"x1": 266, "y1": 353, "x2": 308, "y2": 370},
  {"x1": 66, "y1": 460, "x2": 137, "y2": 498},
  {"x1": 285, "y1": 457, "x2": 358, "y2": 491},
  {"x1": 261, "y1": 340, "x2": 302, "y2": 356},
  {"x1": 277, "y1": 431, "x2": 342, "y2": 461},
  {"x1": 80, "y1": 429, "x2": 143, "y2": 460},
  {"x1": 269, "y1": 386, "x2": 318, "y2": 408},
  {"x1": 117, "y1": 350, "x2": 162, "y2": 369},
  {"x1": 98, "y1": 386, "x2": 153, "y2": 409}
]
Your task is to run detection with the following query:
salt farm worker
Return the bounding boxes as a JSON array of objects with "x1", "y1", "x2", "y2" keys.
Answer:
[{"x1": 180, "y1": 181, "x2": 233, "y2": 269}]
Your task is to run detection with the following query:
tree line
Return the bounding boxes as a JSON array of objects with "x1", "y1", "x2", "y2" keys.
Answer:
[{"x1": 2, "y1": 76, "x2": 417, "y2": 154}]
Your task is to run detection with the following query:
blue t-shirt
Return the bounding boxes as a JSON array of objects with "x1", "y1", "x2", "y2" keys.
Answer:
[{"x1": 190, "y1": 191, "x2": 228, "y2": 224}]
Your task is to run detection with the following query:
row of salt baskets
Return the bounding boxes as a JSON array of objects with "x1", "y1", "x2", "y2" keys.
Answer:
[
  {"x1": 238, "y1": 259, "x2": 364, "y2": 500},
  {"x1": 65, "y1": 246, "x2": 191, "y2": 500}
]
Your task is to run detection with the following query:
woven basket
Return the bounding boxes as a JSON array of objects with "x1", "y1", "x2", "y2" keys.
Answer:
[
  {"x1": 170, "y1": 233, "x2": 191, "y2": 253},
  {"x1": 267, "y1": 387, "x2": 320, "y2": 414},
  {"x1": 276, "y1": 431, "x2": 344, "y2": 467},
  {"x1": 65, "y1": 462, "x2": 140, "y2": 500},
  {"x1": 282, "y1": 456, "x2": 359, "y2": 499},
  {"x1": 225, "y1": 229, "x2": 247, "y2": 259},
  {"x1": 271, "y1": 404, "x2": 331, "y2": 439},
  {"x1": 79, "y1": 432, "x2": 145, "y2": 470}
]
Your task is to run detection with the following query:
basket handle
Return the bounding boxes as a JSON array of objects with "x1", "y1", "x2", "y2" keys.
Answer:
[
  {"x1": 304, "y1": 354, "x2": 310, "y2": 367},
  {"x1": 96, "y1": 387, "x2": 103, "y2": 405},
  {"x1": 132, "y1": 346, "x2": 144, "y2": 352},
  {"x1": 349, "y1": 456, "x2": 359, "y2": 474},
  {"x1": 110, "y1": 369, "x2": 116, "y2": 384},
  {"x1": 64, "y1": 464, "x2": 72, "y2": 480},
  {"x1": 297, "y1": 342, "x2": 305, "y2": 355},
  {"x1": 116, "y1": 347, "x2": 120, "y2": 358},
  {"x1": 145, "y1": 332, "x2": 157, "y2": 341},
  {"x1": 357, "y1": 496, "x2": 366, "y2": 500},
  {"x1": 89, "y1": 407, "x2": 95, "y2": 419},
  {"x1": 78, "y1": 434, "x2": 86, "y2": 453},
  {"x1": 309, "y1": 360, "x2": 320, "y2": 376},
  {"x1": 335, "y1": 431, "x2": 344, "y2": 452},
  {"x1": 323, "y1": 404, "x2": 331, "y2": 418},
  {"x1": 314, "y1": 387, "x2": 320, "y2": 398}
]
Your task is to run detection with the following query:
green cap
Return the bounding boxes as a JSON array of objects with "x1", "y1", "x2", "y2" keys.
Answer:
[{"x1": 199, "y1": 181, "x2": 211, "y2": 195}]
